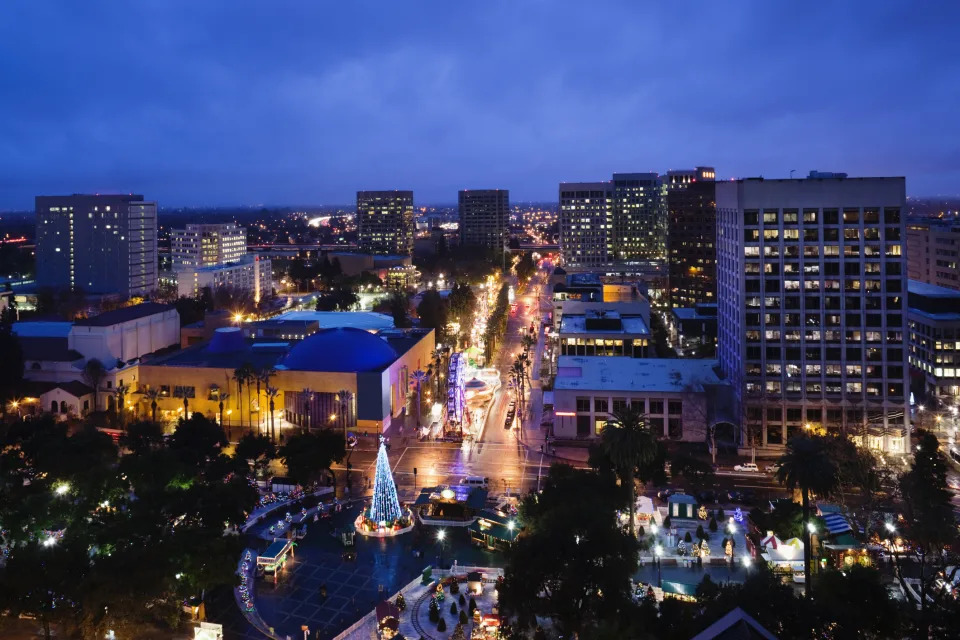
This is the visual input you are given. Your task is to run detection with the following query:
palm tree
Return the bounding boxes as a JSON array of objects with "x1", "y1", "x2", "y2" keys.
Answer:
[
  {"x1": 775, "y1": 435, "x2": 839, "y2": 598},
  {"x1": 336, "y1": 388, "x2": 352, "y2": 439},
  {"x1": 112, "y1": 381, "x2": 131, "y2": 429},
  {"x1": 143, "y1": 388, "x2": 162, "y2": 424},
  {"x1": 218, "y1": 391, "x2": 231, "y2": 430},
  {"x1": 82, "y1": 358, "x2": 107, "y2": 412},
  {"x1": 256, "y1": 367, "x2": 277, "y2": 434},
  {"x1": 265, "y1": 387, "x2": 280, "y2": 442},
  {"x1": 600, "y1": 406, "x2": 656, "y2": 540},
  {"x1": 232, "y1": 363, "x2": 255, "y2": 430},
  {"x1": 432, "y1": 347, "x2": 445, "y2": 397},
  {"x1": 411, "y1": 369, "x2": 430, "y2": 429}
]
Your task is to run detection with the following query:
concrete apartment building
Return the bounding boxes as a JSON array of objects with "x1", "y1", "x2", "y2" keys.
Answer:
[
  {"x1": 357, "y1": 190, "x2": 415, "y2": 256},
  {"x1": 36, "y1": 194, "x2": 158, "y2": 297},
  {"x1": 716, "y1": 173, "x2": 909, "y2": 454},
  {"x1": 170, "y1": 223, "x2": 247, "y2": 270},
  {"x1": 458, "y1": 189, "x2": 509, "y2": 251},
  {"x1": 906, "y1": 219, "x2": 960, "y2": 290}
]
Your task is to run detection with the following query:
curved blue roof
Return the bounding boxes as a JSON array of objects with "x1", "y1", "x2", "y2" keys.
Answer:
[
  {"x1": 207, "y1": 327, "x2": 246, "y2": 353},
  {"x1": 281, "y1": 327, "x2": 398, "y2": 372}
]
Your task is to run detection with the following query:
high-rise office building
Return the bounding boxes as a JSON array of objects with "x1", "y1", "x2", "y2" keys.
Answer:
[
  {"x1": 458, "y1": 189, "x2": 509, "y2": 251},
  {"x1": 559, "y1": 173, "x2": 666, "y2": 268},
  {"x1": 559, "y1": 182, "x2": 614, "y2": 267},
  {"x1": 667, "y1": 167, "x2": 717, "y2": 307},
  {"x1": 171, "y1": 223, "x2": 247, "y2": 270},
  {"x1": 36, "y1": 194, "x2": 158, "y2": 297},
  {"x1": 611, "y1": 173, "x2": 666, "y2": 265},
  {"x1": 906, "y1": 219, "x2": 960, "y2": 290},
  {"x1": 716, "y1": 175, "x2": 909, "y2": 454},
  {"x1": 357, "y1": 190, "x2": 414, "y2": 256}
]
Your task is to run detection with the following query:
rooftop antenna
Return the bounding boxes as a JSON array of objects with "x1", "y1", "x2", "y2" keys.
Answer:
[{"x1": 789, "y1": 169, "x2": 797, "y2": 179}]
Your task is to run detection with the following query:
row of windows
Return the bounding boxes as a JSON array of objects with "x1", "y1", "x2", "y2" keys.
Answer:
[
  {"x1": 575, "y1": 396, "x2": 682, "y2": 415},
  {"x1": 743, "y1": 208, "x2": 901, "y2": 226}
]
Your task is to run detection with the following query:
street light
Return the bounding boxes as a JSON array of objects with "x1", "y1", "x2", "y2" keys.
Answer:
[
  {"x1": 55, "y1": 483, "x2": 70, "y2": 496},
  {"x1": 885, "y1": 522, "x2": 896, "y2": 534},
  {"x1": 654, "y1": 544, "x2": 663, "y2": 587},
  {"x1": 807, "y1": 522, "x2": 817, "y2": 534},
  {"x1": 437, "y1": 529, "x2": 447, "y2": 568}
]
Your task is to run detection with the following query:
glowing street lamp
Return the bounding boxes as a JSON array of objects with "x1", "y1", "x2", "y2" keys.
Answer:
[
  {"x1": 54, "y1": 482, "x2": 70, "y2": 496},
  {"x1": 807, "y1": 522, "x2": 817, "y2": 534}
]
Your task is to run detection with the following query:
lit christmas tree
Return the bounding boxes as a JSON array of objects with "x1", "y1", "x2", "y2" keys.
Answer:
[{"x1": 369, "y1": 436, "x2": 403, "y2": 525}]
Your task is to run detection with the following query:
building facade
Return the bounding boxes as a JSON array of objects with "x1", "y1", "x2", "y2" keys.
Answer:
[
  {"x1": 175, "y1": 255, "x2": 272, "y2": 302},
  {"x1": 558, "y1": 173, "x2": 666, "y2": 268},
  {"x1": 906, "y1": 219, "x2": 960, "y2": 290},
  {"x1": 170, "y1": 223, "x2": 247, "y2": 270},
  {"x1": 558, "y1": 310, "x2": 651, "y2": 358},
  {"x1": 553, "y1": 356, "x2": 725, "y2": 442},
  {"x1": 458, "y1": 189, "x2": 509, "y2": 251},
  {"x1": 667, "y1": 167, "x2": 717, "y2": 307},
  {"x1": 907, "y1": 280, "x2": 960, "y2": 403},
  {"x1": 36, "y1": 194, "x2": 158, "y2": 296},
  {"x1": 357, "y1": 190, "x2": 415, "y2": 256},
  {"x1": 716, "y1": 176, "x2": 909, "y2": 454}
]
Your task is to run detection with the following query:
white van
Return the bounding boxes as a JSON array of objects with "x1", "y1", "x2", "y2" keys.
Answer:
[{"x1": 459, "y1": 476, "x2": 489, "y2": 489}]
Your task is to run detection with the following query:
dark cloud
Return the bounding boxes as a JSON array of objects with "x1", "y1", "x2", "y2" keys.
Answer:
[{"x1": 0, "y1": 0, "x2": 957, "y2": 208}]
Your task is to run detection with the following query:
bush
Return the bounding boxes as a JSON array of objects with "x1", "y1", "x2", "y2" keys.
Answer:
[
  {"x1": 663, "y1": 515, "x2": 672, "y2": 528},
  {"x1": 684, "y1": 531, "x2": 693, "y2": 543},
  {"x1": 696, "y1": 524, "x2": 708, "y2": 541},
  {"x1": 637, "y1": 525, "x2": 645, "y2": 537},
  {"x1": 468, "y1": 596, "x2": 477, "y2": 613},
  {"x1": 437, "y1": 617, "x2": 447, "y2": 632},
  {"x1": 458, "y1": 594, "x2": 466, "y2": 606},
  {"x1": 708, "y1": 516, "x2": 718, "y2": 532},
  {"x1": 395, "y1": 593, "x2": 406, "y2": 612},
  {"x1": 450, "y1": 602, "x2": 458, "y2": 615},
  {"x1": 450, "y1": 577, "x2": 460, "y2": 594},
  {"x1": 459, "y1": 610, "x2": 468, "y2": 624},
  {"x1": 428, "y1": 598, "x2": 440, "y2": 623},
  {"x1": 717, "y1": 507, "x2": 725, "y2": 521}
]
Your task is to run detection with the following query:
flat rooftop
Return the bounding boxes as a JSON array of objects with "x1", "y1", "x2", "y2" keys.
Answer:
[
  {"x1": 908, "y1": 280, "x2": 960, "y2": 299},
  {"x1": 555, "y1": 356, "x2": 723, "y2": 393},
  {"x1": 272, "y1": 310, "x2": 394, "y2": 331},
  {"x1": 559, "y1": 314, "x2": 649, "y2": 335}
]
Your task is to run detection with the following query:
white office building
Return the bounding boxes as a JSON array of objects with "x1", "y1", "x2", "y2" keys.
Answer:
[
  {"x1": 170, "y1": 223, "x2": 247, "y2": 270},
  {"x1": 716, "y1": 175, "x2": 909, "y2": 454},
  {"x1": 176, "y1": 255, "x2": 272, "y2": 303}
]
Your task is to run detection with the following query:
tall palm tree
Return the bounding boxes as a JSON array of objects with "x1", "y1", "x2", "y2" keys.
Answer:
[
  {"x1": 432, "y1": 347, "x2": 445, "y2": 397},
  {"x1": 218, "y1": 391, "x2": 231, "y2": 430},
  {"x1": 775, "y1": 435, "x2": 839, "y2": 598},
  {"x1": 601, "y1": 406, "x2": 656, "y2": 540},
  {"x1": 256, "y1": 366, "x2": 277, "y2": 434},
  {"x1": 411, "y1": 369, "x2": 430, "y2": 429},
  {"x1": 232, "y1": 366, "x2": 245, "y2": 427},
  {"x1": 265, "y1": 386, "x2": 280, "y2": 442},
  {"x1": 112, "y1": 381, "x2": 131, "y2": 429},
  {"x1": 82, "y1": 358, "x2": 107, "y2": 412},
  {"x1": 143, "y1": 387, "x2": 162, "y2": 424}
]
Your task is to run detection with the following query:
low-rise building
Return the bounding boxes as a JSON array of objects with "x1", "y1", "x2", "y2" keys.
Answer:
[
  {"x1": 669, "y1": 303, "x2": 718, "y2": 354},
  {"x1": 908, "y1": 279, "x2": 960, "y2": 403},
  {"x1": 558, "y1": 310, "x2": 650, "y2": 358},
  {"x1": 552, "y1": 356, "x2": 728, "y2": 442},
  {"x1": 175, "y1": 255, "x2": 272, "y2": 303}
]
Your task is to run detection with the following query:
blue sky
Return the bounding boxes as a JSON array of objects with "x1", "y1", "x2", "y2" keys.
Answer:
[{"x1": 1, "y1": 1, "x2": 958, "y2": 208}]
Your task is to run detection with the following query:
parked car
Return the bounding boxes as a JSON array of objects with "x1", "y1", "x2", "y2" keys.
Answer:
[
  {"x1": 657, "y1": 488, "x2": 676, "y2": 501},
  {"x1": 734, "y1": 462, "x2": 760, "y2": 473},
  {"x1": 727, "y1": 489, "x2": 756, "y2": 505},
  {"x1": 765, "y1": 462, "x2": 782, "y2": 474}
]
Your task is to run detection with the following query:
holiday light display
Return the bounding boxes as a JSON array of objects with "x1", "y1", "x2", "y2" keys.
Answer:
[{"x1": 355, "y1": 436, "x2": 413, "y2": 537}]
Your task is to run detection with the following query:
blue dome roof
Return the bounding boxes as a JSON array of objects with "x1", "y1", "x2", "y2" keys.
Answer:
[
  {"x1": 207, "y1": 327, "x2": 245, "y2": 353},
  {"x1": 281, "y1": 327, "x2": 398, "y2": 372}
]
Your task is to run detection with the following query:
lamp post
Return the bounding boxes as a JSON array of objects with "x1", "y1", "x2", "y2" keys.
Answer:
[
  {"x1": 654, "y1": 544, "x2": 663, "y2": 587},
  {"x1": 437, "y1": 529, "x2": 447, "y2": 568}
]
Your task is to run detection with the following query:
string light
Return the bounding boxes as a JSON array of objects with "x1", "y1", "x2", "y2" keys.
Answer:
[{"x1": 369, "y1": 436, "x2": 402, "y2": 525}]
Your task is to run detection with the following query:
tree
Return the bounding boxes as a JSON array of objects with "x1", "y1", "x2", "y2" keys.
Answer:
[
  {"x1": 895, "y1": 429, "x2": 959, "y2": 636},
  {"x1": 515, "y1": 252, "x2": 536, "y2": 282},
  {"x1": 234, "y1": 432, "x2": 276, "y2": 478},
  {"x1": 499, "y1": 464, "x2": 636, "y2": 637},
  {"x1": 143, "y1": 387, "x2": 162, "y2": 424},
  {"x1": 170, "y1": 413, "x2": 227, "y2": 467},
  {"x1": 387, "y1": 291, "x2": 411, "y2": 328},
  {"x1": 265, "y1": 386, "x2": 280, "y2": 442},
  {"x1": 775, "y1": 435, "x2": 839, "y2": 598},
  {"x1": 598, "y1": 406, "x2": 656, "y2": 539},
  {"x1": 82, "y1": 358, "x2": 108, "y2": 412},
  {"x1": 119, "y1": 420, "x2": 165, "y2": 455},
  {"x1": 232, "y1": 362, "x2": 255, "y2": 429},
  {"x1": 112, "y1": 381, "x2": 131, "y2": 428},
  {"x1": 0, "y1": 303, "x2": 24, "y2": 410},
  {"x1": 417, "y1": 289, "x2": 448, "y2": 342},
  {"x1": 278, "y1": 430, "x2": 346, "y2": 488},
  {"x1": 814, "y1": 566, "x2": 904, "y2": 638},
  {"x1": 447, "y1": 281, "x2": 476, "y2": 331}
]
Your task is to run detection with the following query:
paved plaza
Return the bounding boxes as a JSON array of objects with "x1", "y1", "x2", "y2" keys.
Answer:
[{"x1": 207, "y1": 503, "x2": 506, "y2": 640}]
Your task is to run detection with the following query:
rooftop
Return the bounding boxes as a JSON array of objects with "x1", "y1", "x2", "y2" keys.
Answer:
[
  {"x1": 559, "y1": 313, "x2": 649, "y2": 336},
  {"x1": 272, "y1": 310, "x2": 394, "y2": 331},
  {"x1": 74, "y1": 302, "x2": 174, "y2": 327},
  {"x1": 20, "y1": 337, "x2": 84, "y2": 362},
  {"x1": 13, "y1": 321, "x2": 73, "y2": 338},
  {"x1": 908, "y1": 279, "x2": 960, "y2": 299},
  {"x1": 672, "y1": 305, "x2": 719, "y2": 321},
  {"x1": 555, "y1": 356, "x2": 723, "y2": 392}
]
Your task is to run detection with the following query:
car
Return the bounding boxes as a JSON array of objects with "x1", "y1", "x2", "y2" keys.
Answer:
[
  {"x1": 734, "y1": 462, "x2": 760, "y2": 473},
  {"x1": 727, "y1": 489, "x2": 757, "y2": 505},
  {"x1": 657, "y1": 488, "x2": 676, "y2": 501},
  {"x1": 765, "y1": 462, "x2": 782, "y2": 473}
]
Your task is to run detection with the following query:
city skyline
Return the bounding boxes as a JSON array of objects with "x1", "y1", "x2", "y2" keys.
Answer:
[{"x1": 1, "y1": 2, "x2": 959, "y2": 209}]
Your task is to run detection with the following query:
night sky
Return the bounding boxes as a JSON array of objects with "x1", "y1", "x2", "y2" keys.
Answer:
[{"x1": 1, "y1": 1, "x2": 958, "y2": 209}]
